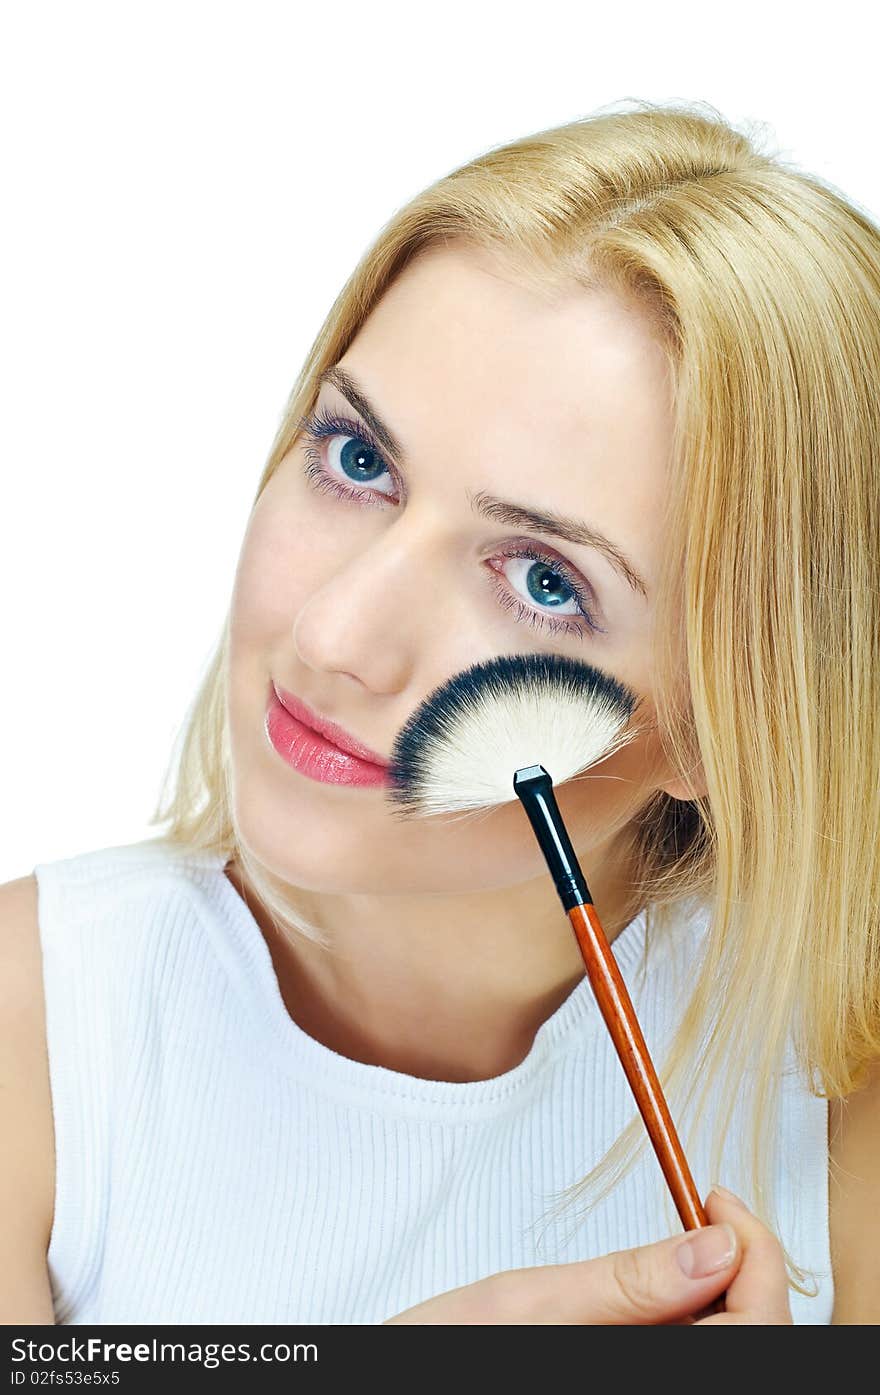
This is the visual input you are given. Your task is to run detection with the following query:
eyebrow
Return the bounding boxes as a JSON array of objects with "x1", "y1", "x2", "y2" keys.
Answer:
[{"x1": 315, "y1": 364, "x2": 650, "y2": 601}]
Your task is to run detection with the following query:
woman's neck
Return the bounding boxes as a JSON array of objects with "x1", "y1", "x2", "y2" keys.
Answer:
[{"x1": 223, "y1": 847, "x2": 645, "y2": 1082}]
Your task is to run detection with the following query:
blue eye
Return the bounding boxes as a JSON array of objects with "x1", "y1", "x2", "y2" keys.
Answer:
[{"x1": 298, "y1": 407, "x2": 605, "y2": 640}]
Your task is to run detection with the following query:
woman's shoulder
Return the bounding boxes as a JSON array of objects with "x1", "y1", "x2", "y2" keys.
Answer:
[
  {"x1": 0, "y1": 840, "x2": 228, "y2": 1320},
  {"x1": 32, "y1": 836, "x2": 222, "y2": 887},
  {"x1": 0, "y1": 874, "x2": 55, "y2": 1317},
  {"x1": 32, "y1": 837, "x2": 227, "y2": 930},
  {"x1": 828, "y1": 1057, "x2": 880, "y2": 1323}
]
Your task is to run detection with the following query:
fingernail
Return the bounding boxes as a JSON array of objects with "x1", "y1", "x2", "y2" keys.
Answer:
[
  {"x1": 709, "y1": 1183, "x2": 747, "y2": 1208},
  {"x1": 676, "y1": 1222, "x2": 738, "y2": 1279}
]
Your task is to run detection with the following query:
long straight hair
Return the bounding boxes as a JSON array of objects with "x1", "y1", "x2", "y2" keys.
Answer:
[{"x1": 148, "y1": 99, "x2": 880, "y2": 1298}]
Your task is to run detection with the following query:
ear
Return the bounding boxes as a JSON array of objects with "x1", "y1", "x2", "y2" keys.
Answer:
[{"x1": 659, "y1": 766, "x2": 708, "y2": 802}]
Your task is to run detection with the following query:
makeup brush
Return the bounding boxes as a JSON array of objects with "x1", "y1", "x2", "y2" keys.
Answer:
[{"x1": 385, "y1": 651, "x2": 725, "y2": 1317}]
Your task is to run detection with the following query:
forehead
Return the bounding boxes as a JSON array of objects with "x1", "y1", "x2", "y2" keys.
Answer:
[{"x1": 344, "y1": 243, "x2": 673, "y2": 451}]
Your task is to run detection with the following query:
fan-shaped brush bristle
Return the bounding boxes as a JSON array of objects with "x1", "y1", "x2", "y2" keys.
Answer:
[{"x1": 386, "y1": 652, "x2": 642, "y2": 819}]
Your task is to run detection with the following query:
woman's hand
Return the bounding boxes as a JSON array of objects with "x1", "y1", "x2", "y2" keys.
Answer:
[{"x1": 383, "y1": 1185, "x2": 794, "y2": 1325}]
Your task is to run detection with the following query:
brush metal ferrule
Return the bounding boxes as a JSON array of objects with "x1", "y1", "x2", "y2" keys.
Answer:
[{"x1": 513, "y1": 765, "x2": 592, "y2": 912}]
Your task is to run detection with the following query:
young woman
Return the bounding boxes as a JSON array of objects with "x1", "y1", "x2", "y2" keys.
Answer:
[{"x1": 4, "y1": 101, "x2": 878, "y2": 1325}]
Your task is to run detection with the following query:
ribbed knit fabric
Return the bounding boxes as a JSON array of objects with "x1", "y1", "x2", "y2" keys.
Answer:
[{"x1": 32, "y1": 838, "x2": 833, "y2": 1325}]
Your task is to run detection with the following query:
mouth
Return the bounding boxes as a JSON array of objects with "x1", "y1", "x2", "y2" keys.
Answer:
[{"x1": 271, "y1": 681, "x2": 390, "y2": 769}]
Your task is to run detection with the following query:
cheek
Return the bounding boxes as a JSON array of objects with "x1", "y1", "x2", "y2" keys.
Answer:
[
  {"x1": 229, "y1": 488, "x2": 327, "y2": 643},
  {"x1": 553, "y1": 713, "x2": 666, "y2": 843}
]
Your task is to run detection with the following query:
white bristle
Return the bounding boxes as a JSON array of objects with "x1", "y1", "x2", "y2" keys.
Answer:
[{"x1": 387, "y1": 654, "x2": 643, "y2": 818}]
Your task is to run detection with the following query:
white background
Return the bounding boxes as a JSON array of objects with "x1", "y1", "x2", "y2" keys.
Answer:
[{"x1": 2, "y1": 1, "x2": 877, "y2": 878}]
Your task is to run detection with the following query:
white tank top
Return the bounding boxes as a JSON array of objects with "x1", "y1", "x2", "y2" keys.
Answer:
[{"x1": 32, "y1": 838, "x2": 833, "y2": 1324}]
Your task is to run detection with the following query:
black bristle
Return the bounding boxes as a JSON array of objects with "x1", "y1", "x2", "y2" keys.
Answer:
[{"x1": 386, "y1": 651, "x2": 638, "y2": 817}]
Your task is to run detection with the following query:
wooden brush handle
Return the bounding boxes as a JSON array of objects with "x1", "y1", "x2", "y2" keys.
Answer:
[{"x1": 568, "y1": 900, "x2": 726, "y2": 1319}]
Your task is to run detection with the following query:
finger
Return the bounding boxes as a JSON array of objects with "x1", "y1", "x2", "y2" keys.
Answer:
[
  {"x1": 498, "y1": 1220, "x2": 741, "y2": 1324},
  {"x1": 693, "y1": 1186, "x2": 794, "y2": 1325}
]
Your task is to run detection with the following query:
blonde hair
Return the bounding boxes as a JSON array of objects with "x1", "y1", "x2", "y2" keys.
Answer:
[{"x1": 149, "y1": 98, "x2": 880, "y2": 1300}]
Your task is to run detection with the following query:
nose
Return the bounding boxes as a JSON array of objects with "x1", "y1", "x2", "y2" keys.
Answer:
[{"x1": 291, "y1": 518, "x2": 435, "y2": 693}]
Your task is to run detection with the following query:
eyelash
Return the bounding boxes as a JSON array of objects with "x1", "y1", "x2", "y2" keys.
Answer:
[{"x1": 298, "y1": 407, "x2": 605, "y2": 640}]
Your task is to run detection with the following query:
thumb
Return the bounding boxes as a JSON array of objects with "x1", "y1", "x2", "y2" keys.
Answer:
[{"x1": 581, "y1": 1220, "x2": 740, "y2": 1324}]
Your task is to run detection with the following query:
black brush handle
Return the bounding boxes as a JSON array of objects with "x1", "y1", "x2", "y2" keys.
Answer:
[{"x1": 513, "y1": 765, "x2": 590, "y2": 910}]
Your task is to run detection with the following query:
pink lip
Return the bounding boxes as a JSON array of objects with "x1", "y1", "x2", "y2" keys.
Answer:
[
  {"x1": 272, "y1": 682, "x2": 389, "y2": 765},
  {"x1": 266, "y1": 683, "x2": 390, "y2": 788}
]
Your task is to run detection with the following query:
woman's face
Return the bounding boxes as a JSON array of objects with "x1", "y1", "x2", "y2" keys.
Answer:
[{"x1": 227, "y1": 242, "x2": 691, "y2": 896}]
